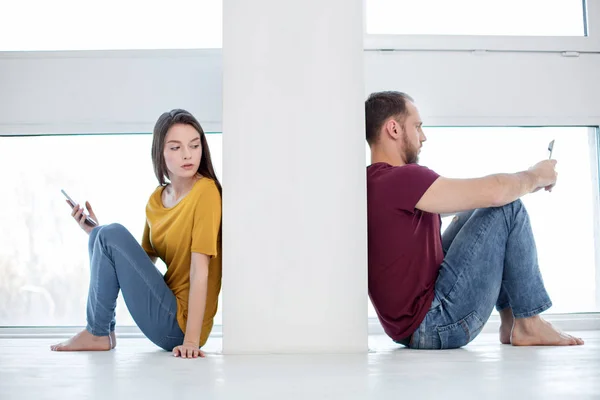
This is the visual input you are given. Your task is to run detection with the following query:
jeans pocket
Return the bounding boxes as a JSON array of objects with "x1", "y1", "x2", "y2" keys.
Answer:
[{"x1": 436, "y1": 311, "x2": 484, "y2": 349}]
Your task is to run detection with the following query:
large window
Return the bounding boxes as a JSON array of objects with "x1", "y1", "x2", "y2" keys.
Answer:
[
  {"x1": 2, "y1": 127, "x2": 598, "y2": 327},
  {"x1": 0, "y1": 0, "x2": 222, "y2": 51},
  {"x1": 367, "y1": 0, "x2": 587, "y2": 36},
  {"x1": 367, "y1": 127, "x2": 599, "y2": 318},
  {"x1": 0, "y1": 133, "x2": 223, "y2": 326}
]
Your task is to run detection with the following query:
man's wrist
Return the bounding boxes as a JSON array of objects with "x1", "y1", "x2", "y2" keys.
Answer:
[{"x1": 520, "y1": 170, "x2": 538, "y2": 192}]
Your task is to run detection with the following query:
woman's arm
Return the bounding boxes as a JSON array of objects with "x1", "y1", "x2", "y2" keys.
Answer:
[
  {"x1": 173, "y1": 252, "x2": 210, "y2": 358},
  {"x1": 141, "y1": 221, "x2": 158, "y2": 264}
]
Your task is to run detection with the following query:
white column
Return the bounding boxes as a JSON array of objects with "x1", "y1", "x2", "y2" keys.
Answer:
[{"x1": 222, "y1": 0, "x2": 367, "y2": 353}]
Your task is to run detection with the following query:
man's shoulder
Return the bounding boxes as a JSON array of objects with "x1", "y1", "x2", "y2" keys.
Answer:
[{"x1": 367, "y1": 163, "x2": 438, "y2": 182}]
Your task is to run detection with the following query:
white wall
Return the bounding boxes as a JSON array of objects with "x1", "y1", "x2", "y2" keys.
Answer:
[
  {"x1": 2, "y1": 50, "x2": 599, "y2": 135},
  {"x1": 221, "y1": 0, "x2": 367, "y2": 354},
  {"x1": 366, "y1": 51, "x2": 600, "y2": 126},
  {"x1": 0, "y1": 50, "x2": 223, "y2": 134}
]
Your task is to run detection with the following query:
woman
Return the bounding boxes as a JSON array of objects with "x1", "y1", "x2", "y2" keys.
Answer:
[{"x1": 51, "y1": 109, "x2": 222, "y2": 359}]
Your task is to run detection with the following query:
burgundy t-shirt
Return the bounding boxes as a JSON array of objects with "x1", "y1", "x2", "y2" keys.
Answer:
[{"x1": 367, "y1": 162, "x2": 444, "y2": 341}]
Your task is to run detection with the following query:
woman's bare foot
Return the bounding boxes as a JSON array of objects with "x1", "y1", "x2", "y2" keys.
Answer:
[
  {"x1": 499, "y1": 308, "x2": 514, "y2": 345},
  {"x1": 511, "y1": 316, "x2": 584, "y2": 346},
  {"x1": 50, "y1": 329, "x2": 112, "y2": 351}
]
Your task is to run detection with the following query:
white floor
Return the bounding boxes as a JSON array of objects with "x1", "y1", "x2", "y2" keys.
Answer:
[{"x1": 0, "y1": 332, "x2": 598, "y2": 400}]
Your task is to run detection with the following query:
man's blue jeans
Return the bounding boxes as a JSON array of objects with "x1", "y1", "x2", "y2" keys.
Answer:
[
  {"x1": 85, "y1": 223, "x2": 185, "y2": 351},
  {"x1": 406, "y1": 200, "x2": 552, "y2": 349}
]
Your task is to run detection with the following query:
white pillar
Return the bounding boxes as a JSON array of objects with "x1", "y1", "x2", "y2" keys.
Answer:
[{"x1": 222, "y1": 0, "x2": 367, "y2": 353}]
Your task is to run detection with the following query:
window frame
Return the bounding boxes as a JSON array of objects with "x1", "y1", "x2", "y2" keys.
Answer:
[
  {"x1": 366, "y1": 123, "x2": 600, "y2": 333},
  {"x1": 592, "y1": 127, "x2": 600, "y2": 310},
  {"x1": 364, "y1": 0, "x2": 600, "y2": 53},
  {"x1": 0, "y1": 131, "x2": 224, "y2": 328},
  {"x1": 1, "y1": 126, "x2": 599, "y2": 333}
]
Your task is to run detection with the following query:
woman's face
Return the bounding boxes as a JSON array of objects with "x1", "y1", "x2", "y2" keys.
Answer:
[{"x1": 163, "y1": 123, "x2": 203, "y2": 181}]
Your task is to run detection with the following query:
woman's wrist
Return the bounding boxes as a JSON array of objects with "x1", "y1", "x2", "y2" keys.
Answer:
[{"x1": 183, "y1": 338, "x2": 200, "y2": 347}]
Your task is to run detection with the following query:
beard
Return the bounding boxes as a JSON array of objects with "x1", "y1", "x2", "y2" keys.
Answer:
[{"x1": 402, "y1": 132, "x2": 419, "y2": 164}]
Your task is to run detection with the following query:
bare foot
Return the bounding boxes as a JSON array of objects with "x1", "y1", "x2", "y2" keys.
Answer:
[
  {"x1": 499, "y1": 308, "x2": 514, "y2": 345},
  {"x1": 499, "y1": 324, "x2": 512, "y2": 344},
  {"x1": 50, "y1": 329, "x2": 112, "y2": 351},
  {"x1": 110, "y1": 331, "x2": 117, "y2": 349},
  {"x1": 511, "y1": 316, "x2": 584, "y2": 346}
]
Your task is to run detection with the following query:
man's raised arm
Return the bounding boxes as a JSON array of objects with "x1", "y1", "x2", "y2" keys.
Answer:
[{"x1": 416, "y1": 160, "x2": 557, "y2": 215}]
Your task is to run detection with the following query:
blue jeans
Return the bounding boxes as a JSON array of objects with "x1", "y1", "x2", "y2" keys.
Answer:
[
  {"x1": 405, "y1": 200, "x2": 552, "y2": 349},
  {"x1": 85, "y1": 223, "x2": 185, "y2": 351}
]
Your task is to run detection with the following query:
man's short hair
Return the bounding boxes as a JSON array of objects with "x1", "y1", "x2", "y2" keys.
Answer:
[{"x1": 365, "y1": 91, "x2": 414, "y2": 145}]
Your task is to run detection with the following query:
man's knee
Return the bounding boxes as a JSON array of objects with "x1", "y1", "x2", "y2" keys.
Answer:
[
  {"x1": 499, "y1": 199, "x2": 528, "y2": 219},
  {"x1": 494, "y1": 198, "x2": 523, "y2": 210},
  {"x1": 507, "y1": 198, "x2": 524, "y2": 208}
]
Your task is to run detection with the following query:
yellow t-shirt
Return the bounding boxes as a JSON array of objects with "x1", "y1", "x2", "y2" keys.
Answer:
[{"x1": 141, "y1": 178, "x2": 222, "y2": 347}]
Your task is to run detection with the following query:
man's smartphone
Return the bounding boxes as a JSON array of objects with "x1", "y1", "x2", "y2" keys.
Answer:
[
  {"x1": 548, "y1": 139, "x2": 555, "y2": 159},
  {"x1": 60, "y1": 189, "x2": 98, "y2": 226}
]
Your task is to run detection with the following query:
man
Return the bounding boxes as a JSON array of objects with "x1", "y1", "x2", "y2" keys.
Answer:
[{"x1": 366, "y1": 91, "x2": 584, "y2": 349}]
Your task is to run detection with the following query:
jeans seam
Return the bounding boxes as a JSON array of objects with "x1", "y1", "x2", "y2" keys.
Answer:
[
  {"x1": 86, "y1": 325, "x2": 104, "y2": 336},
  {"x1": 444, "y1": 209, "x2": 498, "y2": 301},
  {"x1": 99, "y1": 235, "x2": 177, "y2": 319},
  {"x1": 89, "y1": 250, "x2": 108, "y2": 336},
  {"x1": 513, "y1": 301, "x2": 553, "y2": 319}
]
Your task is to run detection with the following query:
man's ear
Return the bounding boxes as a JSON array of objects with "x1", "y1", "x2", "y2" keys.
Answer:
[{"x1": 385, "y1": 119, "x2": 400, "y2": 139}]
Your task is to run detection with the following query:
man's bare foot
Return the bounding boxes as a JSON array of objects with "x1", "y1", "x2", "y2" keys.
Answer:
[
  {"x1": 499, "y1": 308, "x2": 514, "y2": 345},
  {"x1": 110, "y1": 331, "x2": 117, "y2": 349},
  {"x1": 50, "y1": 329, "x2": 112, "y2": 351},
  {"x1": 511, "y1": 316, "x2": 584, "y2": 346}
]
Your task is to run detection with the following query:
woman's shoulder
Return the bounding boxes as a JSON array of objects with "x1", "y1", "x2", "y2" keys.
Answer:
[
  {"x1": 146, "y1": 185, "x2": 165, "y2": 207},
  {"x1": 190, "y1": 178, "x2": 221, "y2": 201},
  {"x1": 194, "y1": 177, "x2": 219, "y2": 192}
]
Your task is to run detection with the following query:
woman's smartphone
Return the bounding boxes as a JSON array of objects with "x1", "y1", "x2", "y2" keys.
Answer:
[{"x1": 60, "y1": 189, "x2": 98, "y2": 226}]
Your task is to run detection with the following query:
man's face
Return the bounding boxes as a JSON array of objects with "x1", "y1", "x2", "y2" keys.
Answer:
[{"x1": 399, "y1": 102, "x2": 426, "y2": 164}]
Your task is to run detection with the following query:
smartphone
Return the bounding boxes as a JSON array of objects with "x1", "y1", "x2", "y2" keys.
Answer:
[
  {"x1": 60, "y1": 189, "x2": 98, "y2": 226},
  {"x1": 548, "y1": 139, "x2": 555, "y2": 159}
]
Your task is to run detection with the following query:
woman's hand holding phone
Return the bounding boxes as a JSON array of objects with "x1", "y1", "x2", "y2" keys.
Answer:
[
  {"x1": 70, "y1": 201, "x2": 99, "y2": 235},
  {"x1": 61, "y1": 189, "x2": 99, "y2": 235}
]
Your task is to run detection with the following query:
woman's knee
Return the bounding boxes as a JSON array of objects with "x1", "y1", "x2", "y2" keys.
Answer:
[
  {"x1": 97, "y1": 223, "x2": 134, "y2": 245},
  {"x1": 88, "y1": 225, "x2": 104, "y2": 248}
]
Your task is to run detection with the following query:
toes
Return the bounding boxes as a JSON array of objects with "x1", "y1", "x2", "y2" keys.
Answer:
[
  {"x1": 564, "y1": 333, "x2": 584, "y2": 346},
  {"x1": 564, "y1": 334, "x2": 578, "y2": 345},
  {"x1": 567, "y1": 336, "x2": 580, "y2": 345}
]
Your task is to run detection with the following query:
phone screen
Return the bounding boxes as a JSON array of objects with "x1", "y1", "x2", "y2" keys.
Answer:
[{"x1": 60, "y1": 189, "x2": 77, "y2": 207}]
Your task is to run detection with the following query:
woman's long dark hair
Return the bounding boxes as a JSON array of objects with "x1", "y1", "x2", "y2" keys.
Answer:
[{"x1": 151, "y1": 109, "x2": 222, "y2": 196}]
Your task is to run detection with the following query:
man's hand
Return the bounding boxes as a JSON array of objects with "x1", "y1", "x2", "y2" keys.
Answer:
[
  {"x1": 528, "y1": 160, "x2": 558, "y2": 193},
  {"x1": 172, "y1": 342, "x2": 205, "y2": 359}
]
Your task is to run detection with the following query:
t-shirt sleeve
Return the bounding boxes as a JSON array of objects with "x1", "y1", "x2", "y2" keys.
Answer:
[
  {"x1": 141, "y1": 221, "x2": 158, "y2": 258},
  {"x1": 191, "y1": 181, "x2": 222, "y2": 257},
  {"x1": 391, "y1": 164, "x2": 440, "y2": 212}
]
